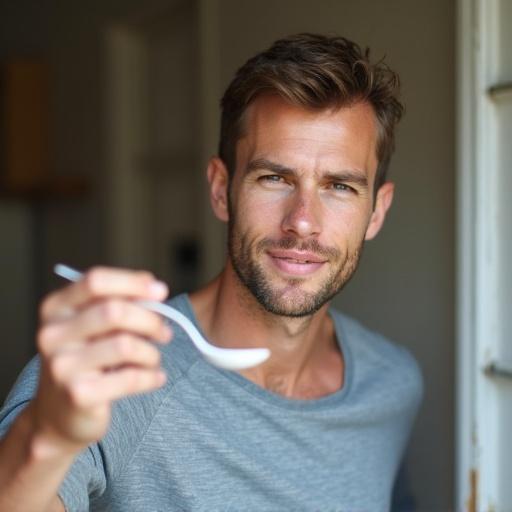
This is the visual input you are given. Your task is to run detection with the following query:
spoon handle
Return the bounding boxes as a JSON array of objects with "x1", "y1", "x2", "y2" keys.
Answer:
[
  {"x1": 53, "y1": 264, "x2": 210, "y2": 352},
  {"x1": 54, "y1": 263, "x2": 83, "y2": 283},
  {"x1": 137, "y1": 300, "x2": 211, "y2": 352}
]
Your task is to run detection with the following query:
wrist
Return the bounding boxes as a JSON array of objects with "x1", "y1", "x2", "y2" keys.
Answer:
[
  {"x1": 22, "y1": 404, "x2": 82, "y2": 464},
  {"x1": 0, "y1": 405, "x2": 77, "y2": 512}
]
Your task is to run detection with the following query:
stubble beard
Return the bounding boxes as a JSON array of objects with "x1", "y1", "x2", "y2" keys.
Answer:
[{"x1": 227, "y1": 217, "x2": 364, "y2": 318}]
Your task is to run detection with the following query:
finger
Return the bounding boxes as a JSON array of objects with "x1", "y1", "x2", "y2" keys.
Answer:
[
  {"x1": 84, "y1": 334, "x2": 163, "y2": 371},
  {"x1": 39, "y1": 300, "x2": 172, "y2": 353},
  {"x1": 69, "y1": 368, "x2": 166, "y2": 407},
  {"x1": 41, "y1": 266, "x2": 168, "y2": 322},
  {"x1": 48, "y1": 334, "x2": 163, "y2": 381}
]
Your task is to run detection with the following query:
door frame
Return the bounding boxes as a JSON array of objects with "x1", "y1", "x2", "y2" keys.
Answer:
[
  {"x1": 456, "y1": 0, "x2": 511, "y2": 508},
  {"x1": 103, "y1": 0, "x2": 223, "y2": 281},
  {"x1": 456, "y1": 0, "x2": 478, "y2": 507}
]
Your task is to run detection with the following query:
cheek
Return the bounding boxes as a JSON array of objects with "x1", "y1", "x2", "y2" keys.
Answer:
[
  {"x1": 237, "y1": 188, "x2": 287, "y2": 226},
  {"x1": 323, "y1": 201, "x2": 373, "y2": 245},
  {"x1": 320, "y1": 206, "x2": 370, "y2": 255}
]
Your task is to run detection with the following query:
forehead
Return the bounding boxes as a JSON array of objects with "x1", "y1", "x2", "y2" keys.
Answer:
[{"x1": 236, "y1": 96, "x2": 379, "y2": 177}]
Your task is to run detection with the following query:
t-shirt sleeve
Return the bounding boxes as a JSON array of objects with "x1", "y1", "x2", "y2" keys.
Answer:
[
  {"x1": 0, "y1": 356, "x2": 106, "y2": 512},
  {"x1": 0, "y1": 357, "x2": 41, "y2": 437},
  {"x1": 58, "y1": 444, "x2": 106, "y2": 512}
]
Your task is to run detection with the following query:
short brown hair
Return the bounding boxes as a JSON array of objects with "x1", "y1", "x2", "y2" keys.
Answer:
[{"x1": 219, "y1": 33, "x2": 404, "y2": 193}]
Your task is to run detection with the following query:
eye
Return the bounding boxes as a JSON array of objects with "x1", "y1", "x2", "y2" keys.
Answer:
[
  {"x1": 331, "y1": 182, "x2": 354, "y2": 193},
  {"x1": 259, "y1": 174, "x2": 285, "y2": 184}
]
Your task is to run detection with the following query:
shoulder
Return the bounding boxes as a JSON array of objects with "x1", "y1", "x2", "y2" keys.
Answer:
[
  {"x1": 101, "y1": 294, "x2": 202, "y2": 476},
  {"x1": 330, "y1": 309, "x2": 420, "y2": 373},
  {"x1": 0, "y1": 356, "x2": 41, "y2": 438},
  {"x1": 329, "y1": 308, "x2": 424, "y2": 404}
]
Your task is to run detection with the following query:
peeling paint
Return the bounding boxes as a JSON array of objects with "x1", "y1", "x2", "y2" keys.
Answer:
[{"x1": 466, "y1": 468, "x2": 478, "y2": 512}]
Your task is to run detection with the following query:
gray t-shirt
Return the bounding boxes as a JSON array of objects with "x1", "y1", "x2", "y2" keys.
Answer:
[{"x1": 0, "y1": 294, "x2": 422, "y2": 512}]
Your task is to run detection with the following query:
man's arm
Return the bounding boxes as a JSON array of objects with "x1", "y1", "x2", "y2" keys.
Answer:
[
  {"x1": 0, "y1": 405, "x2": 69, "y2": 512},
  {"x1": 0, "y1": 267, "x2": 171, "y2": 511}
]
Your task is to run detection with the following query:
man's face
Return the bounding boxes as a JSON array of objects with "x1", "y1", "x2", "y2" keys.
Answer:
[{"x1": 223, "y1": 96, "x2": 387, "y2": 317}]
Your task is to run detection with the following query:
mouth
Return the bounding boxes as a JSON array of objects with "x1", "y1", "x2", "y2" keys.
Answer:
[{"x1": 266, "y1": 250, "x2": 327, "y2": 276}]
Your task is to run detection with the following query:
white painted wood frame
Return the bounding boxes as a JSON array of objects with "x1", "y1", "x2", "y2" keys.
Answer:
[{"x1": 457, "y1": 0, "x2": 512, "y2": 509}]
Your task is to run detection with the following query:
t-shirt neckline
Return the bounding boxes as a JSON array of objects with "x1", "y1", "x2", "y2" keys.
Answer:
[{"x1": 175, "y1": 293, "x2": 354, "y2": 412}]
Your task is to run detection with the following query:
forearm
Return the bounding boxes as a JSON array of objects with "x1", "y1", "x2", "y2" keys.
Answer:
[{"x1": 0, "y1": 405, "x2": 77, "y2": 512}]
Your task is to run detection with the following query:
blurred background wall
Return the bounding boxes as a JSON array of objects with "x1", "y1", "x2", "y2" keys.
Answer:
[{"x1": 0, "y1": 1, "x2": 454, "y2": 510}]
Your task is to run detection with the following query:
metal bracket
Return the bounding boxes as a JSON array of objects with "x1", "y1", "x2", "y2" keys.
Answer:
[
  {"x1": 483, "y1": 361, "x2": 512, "y2": 379},
  {"x1": 487, "y1": 81, "x2": 512, "y2": 100}
]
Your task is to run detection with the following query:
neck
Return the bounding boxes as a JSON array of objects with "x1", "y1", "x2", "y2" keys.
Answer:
[{"x1": 189, "y1": 261, "x2": 343, "y2": 399}]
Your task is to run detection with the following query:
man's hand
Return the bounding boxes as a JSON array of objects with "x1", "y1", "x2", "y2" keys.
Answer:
[
  {"x1": 0, "y1": 266, "x2": 172, "y2": 511},
  {"x1": 31, "y1": 266, "x2": 172, "y2": 453}
]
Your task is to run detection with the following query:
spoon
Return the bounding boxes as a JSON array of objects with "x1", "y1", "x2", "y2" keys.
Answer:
[{"x1": 53, "y1": 263, "x2": 271, "y2": 371}]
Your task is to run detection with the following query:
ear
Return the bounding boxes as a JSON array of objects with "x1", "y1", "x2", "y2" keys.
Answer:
[
  {"x1": 207, "y1": 157, "x2": 230, "y2": 222},
  {"x1": 364, "y1": 182, "x2": 394, "y2": 241}
]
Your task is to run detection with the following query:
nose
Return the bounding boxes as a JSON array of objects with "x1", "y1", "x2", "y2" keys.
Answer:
[{"x1": 281, "y1": 189, "x2": 322, "y2": 238}]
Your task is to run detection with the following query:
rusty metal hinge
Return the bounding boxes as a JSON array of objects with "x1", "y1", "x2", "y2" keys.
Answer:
[{"x1": 483, "y1": 361, "x2": 512, "y2": 379}]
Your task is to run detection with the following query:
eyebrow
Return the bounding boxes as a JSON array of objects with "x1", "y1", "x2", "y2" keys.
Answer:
[
  {"x1": 245, "y1": 158, "x2": 295, "y2": 177},
  {"x1": 245, "y1": 158, "x2": 369, "y2": 188}
]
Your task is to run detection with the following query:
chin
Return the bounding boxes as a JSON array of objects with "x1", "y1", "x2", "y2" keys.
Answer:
[{"x1": 252, "y1": 283, "x2": 334, "y2": 318}]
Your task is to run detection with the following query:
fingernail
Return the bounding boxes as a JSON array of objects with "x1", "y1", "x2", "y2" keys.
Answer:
[{"x1": 150, "y1": 280, "x2": 168, "y2": 298}]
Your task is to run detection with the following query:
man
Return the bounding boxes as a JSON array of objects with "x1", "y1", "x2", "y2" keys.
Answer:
[{"x1": 0, "y1": 34, "x2": 422, "y2": 511}]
